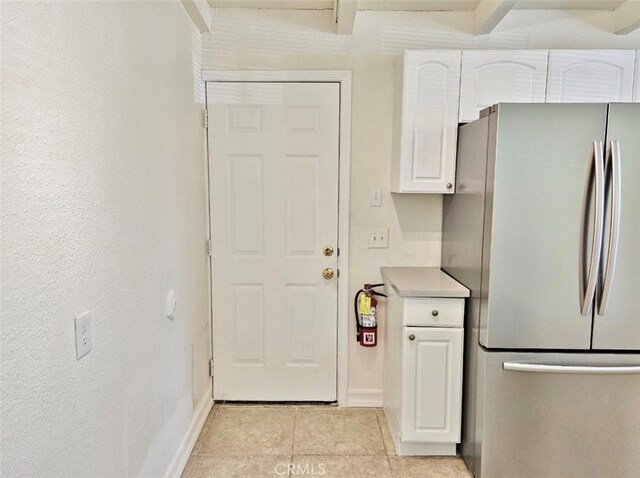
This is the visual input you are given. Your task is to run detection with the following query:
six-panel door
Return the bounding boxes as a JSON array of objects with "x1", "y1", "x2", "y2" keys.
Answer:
[
  {"x1": 402, "y1": 327, "x2": 463, "y2": 443},
  {"x1": 459, "y1": 50, "x2": 549, "y2": 123},
  {"x1": 208, "y1": 82, "x2": 340, "y2": 401}
]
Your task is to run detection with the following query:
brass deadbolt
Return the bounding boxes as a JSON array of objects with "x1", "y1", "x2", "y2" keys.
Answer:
[{"x1": 323, "y1": 246, "x2": 334, "y2": 257}]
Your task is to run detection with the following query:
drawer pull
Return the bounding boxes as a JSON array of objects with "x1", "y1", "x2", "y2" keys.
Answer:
[
  {"x1": 431, "y1": 310, "x2": 439, "y2": 317},
  {"x1": 408, "y1": 334, "x2": 416, "y2": 341}
]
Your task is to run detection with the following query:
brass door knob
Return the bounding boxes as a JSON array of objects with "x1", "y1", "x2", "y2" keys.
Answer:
[
  {"x1": 322, "y1": 268, "x2": 334, "y2": 280},
  {"x1": 323, "y1": 246, "x2": 334, "y2": 257}
]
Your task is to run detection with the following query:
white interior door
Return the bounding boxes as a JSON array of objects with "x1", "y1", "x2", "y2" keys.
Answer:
[{"x1": 207, "y1": 82, "x2": 340, "y2": 401}]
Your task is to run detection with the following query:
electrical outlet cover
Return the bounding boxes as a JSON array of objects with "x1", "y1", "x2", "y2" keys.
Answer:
[
  {"x1": 75, "y1": 311, "x2": 92, "y2": 360},
  {"x1": 368, "y1": 228, "x2": 389, "y2": 248}
]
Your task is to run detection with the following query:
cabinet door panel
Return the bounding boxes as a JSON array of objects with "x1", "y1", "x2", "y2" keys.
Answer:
[
  {"x1": 547, "y1": 50, "x2": 636, "y2": 103},
  {"x1": 460, "y1": 50, "x2": 548, "y2": 123},
  {"x1": 402, "y1": 327, "x2": 463, "y2": 443},
  {"x1": 393, "y1": 51, "x2": 461, "y2": 193}
]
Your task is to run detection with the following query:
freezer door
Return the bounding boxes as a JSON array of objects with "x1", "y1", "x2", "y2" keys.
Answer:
[
  {"x1": 482, "y1": 103, "x2": 608, "y2": 349},
  {"x1": 593, "y1": 103, "x2": 640, "y2": 350},
  {"x1": 476, "y1": 347, "x2": 640, "y2": 478}
]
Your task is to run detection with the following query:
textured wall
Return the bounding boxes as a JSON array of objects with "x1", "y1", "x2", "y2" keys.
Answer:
[
  {"x1": 200, "y1": 8, "x2": 640, "y2": 400},
  {"x1": 1, "y1": 2, "x2": 209, "y2": 477}
]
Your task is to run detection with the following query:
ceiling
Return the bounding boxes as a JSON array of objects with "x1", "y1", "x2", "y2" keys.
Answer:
[
  {"x1": 208, "y1": 0, "x2": 627, "y2": 10},
  {"x1": 209, "y1": 0, "x2": 333, "y2": 8},
  {"x1": 206, "y1": 0, "x2": 640, "y2": 35}
]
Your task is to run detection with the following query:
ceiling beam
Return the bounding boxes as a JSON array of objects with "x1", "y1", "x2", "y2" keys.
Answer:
[
  {"x1": 474, "y1": 0, "x2": 516, "y2": 35},
  {"x1": 614, "y1": 0, "x2": 640, "y2": 34},
  {"x1": 335, "y1": 0, "x2": 359, "y2": 35},
  {"x1": 210, "y1": 1, "x2": 333, "y2": 8},
  {"x1": 182, "y1": 0, "x2": 213, "y2": 33}
]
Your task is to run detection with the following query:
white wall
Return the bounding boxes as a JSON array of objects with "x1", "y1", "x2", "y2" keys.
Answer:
[
  {"x1": 200, "y1": 8, "x2": 640, "y2": 402},
  {"x1": 1, "y1": 2, "x2": 210, "y2": 477}
]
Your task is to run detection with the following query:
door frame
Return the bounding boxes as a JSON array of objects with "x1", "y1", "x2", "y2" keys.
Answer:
[{"x1": 202, "y1": 70, "x2": 352, "y2": 406}]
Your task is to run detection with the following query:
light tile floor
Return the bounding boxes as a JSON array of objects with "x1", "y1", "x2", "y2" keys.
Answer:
[{"x1": 182, "y1": 405, "x2": 472, "y2": 478}]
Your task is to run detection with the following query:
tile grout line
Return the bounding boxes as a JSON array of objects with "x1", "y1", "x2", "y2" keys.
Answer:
[{"x1": 290, "y1": 406, "x2": 298, "y2": 477}]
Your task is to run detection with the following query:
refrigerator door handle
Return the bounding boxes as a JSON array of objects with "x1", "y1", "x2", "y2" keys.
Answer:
[
  {"x1": 579, "y1": 140, "x2": 605, "y2": 316},
  {"x1": 598, "y1": 140, "x2": 622, "y2": 316},
  {"x1": 503, "y1": 362, "x2": 640, "y2": 375}
]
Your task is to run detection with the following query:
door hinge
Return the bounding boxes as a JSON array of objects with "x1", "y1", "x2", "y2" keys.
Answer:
[
  {"x1": 207, "y1": 238, "x2": 212, "y2": 257},
  {"x1": 209, "y1": 359, "x2": 214, "y2": 377},
  {"x1": 337, "y1": 269, "x2": 340, "y2": 278},
  {"x1": 203, "y1": 109, "x2": 209, "y2": 129}
]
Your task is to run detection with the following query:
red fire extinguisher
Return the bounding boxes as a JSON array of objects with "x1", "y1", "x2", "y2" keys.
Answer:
[{"x1": 354, "y1": 283, "x2": 386, "y2": 347}]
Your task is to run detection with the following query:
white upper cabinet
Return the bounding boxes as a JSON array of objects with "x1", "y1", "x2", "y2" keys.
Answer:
[
  {"x1": 391, "y1": 51, "x2": 461, "y2": 194},
  {"x1": 634, "y1": 52, "x2": 640, "y2": 102},
  {"x1": 459, "y1": 50, "x2": 549, "y2": 123},
  {"x1": 546, "y1": 50, "x2": 636, "y2": 103},
  {"x1": 391, "y1": 49, "x2": 638, "y2": 194}
]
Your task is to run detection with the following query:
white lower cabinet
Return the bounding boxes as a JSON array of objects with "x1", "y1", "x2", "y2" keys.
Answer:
[
  {"x1": 383, "y1": 284, "x2": 465, "y2": 456},
  {"x1": 402, "y1": 327, "x2": 463, "y2": 444}
]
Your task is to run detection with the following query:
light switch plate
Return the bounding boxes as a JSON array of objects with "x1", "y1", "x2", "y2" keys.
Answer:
[
  {"x1": 368, "y1": 228, "x2": 389, "y2": 248},
  {"x1": 370, "y1": 187, "x2": 382, "y2": 207},
  {"x1": 75, "y1": 311, "x2": 92, "y2": 360}
]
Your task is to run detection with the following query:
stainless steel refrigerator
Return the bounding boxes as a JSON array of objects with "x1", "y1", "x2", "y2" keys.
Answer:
[{"x1": 442, "y1": 103, "x2": 640, "y2": 478}]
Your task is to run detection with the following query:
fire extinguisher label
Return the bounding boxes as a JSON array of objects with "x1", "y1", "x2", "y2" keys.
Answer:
[
  {"x1": 359, "y1": 295, "x2": 371, "y2": 314},
  {"x1": 362, "y1": 332, "x2": 376, "y2": 345},
  {"x1": 361, "y1": 313, "x2": 376, "y2": 327}
]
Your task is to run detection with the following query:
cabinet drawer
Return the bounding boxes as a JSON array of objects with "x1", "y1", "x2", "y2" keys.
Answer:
[{"x1": 403, "y1": 298, "x2": 463, "y2": 327}]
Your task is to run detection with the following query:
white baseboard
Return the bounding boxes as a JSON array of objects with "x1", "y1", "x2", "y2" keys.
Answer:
[
  {"x1": 346, "y1": 388, "x2": 383, "y2": 407},
  {"x1": 164, "y1": 395, "x2": 213, "y2": 478}
]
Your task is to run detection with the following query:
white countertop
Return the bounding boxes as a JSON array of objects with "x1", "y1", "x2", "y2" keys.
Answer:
[{"x1": 381, "y1": 267, "x2": 470, "y2": 298}]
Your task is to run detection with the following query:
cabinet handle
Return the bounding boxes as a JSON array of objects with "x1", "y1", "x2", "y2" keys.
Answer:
[
  {"x1": 446, "y1": 183, "x2": 453, "y2": 190},
  {"x1": 408, "y1": 334, "x2": 415, "y2": 341},
  {"x1": 431, "y1": 310, "x2": 439, "y2": 317}
]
